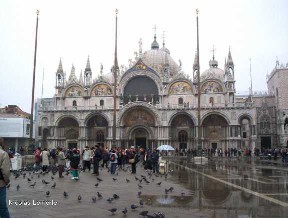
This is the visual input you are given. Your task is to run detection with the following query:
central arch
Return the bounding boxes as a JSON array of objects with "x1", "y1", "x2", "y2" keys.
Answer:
[
  {"x1": 202, "y1": 114, "x2": 228, "y2": 151},
  {"x1": 120, "y1": 106, "x2": 157, "y2": 149}
]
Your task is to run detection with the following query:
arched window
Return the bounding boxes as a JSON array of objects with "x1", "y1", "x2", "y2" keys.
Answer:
[
  {"x1": 100, "y1": 99, "x2": 104, "y2": 106},
  {"x1": 96, "y1": 130, "x2": 104, "y2": 142},
  {"x1": 73, "y1": 100, "x2": 77, "y2": 107},
  {"x1": 178, "y1": 97, "x2": 183, "y2": 105},
  {"x1": 178, "y1": 130, "x2": 188, "y2": 143}
]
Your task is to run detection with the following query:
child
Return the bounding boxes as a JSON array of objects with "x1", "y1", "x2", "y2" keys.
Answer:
[{"x1": 69, "y1": 148, "x2": 80, "y2": 180}]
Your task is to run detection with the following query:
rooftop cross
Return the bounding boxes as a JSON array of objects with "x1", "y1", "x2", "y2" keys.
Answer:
[
  {"x1": 153, "y1": 25, "x2": 157, "y2": 36},
  {"x1": 162, "y1": 31, "x2": 166, "y2": 46}
]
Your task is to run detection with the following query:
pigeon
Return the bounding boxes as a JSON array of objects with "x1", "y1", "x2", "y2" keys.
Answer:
[
  {"x1": 139, "y1": 211, "x2": 149, "y2": 216},
  {"x1": 63, "y1": 191, "x2": 68, "y2": 198},
  {"x1": 139, "y1": 199, "x2": 144, "y2": 207},
  {"x1": 131, "y1": 204, "x2": 138, "y2": 210},
  {"x1": 46, "y1": 190, "x2": 50, "y2": 197},
  {"x1": 92, "y1": 196, "x2": 97, "y2": 203},
  {"x1": 168, "y1": 187, "x2": 174, "y2": 192},
  {"x1": 135, "y1": 176, "x2": 139, "y2": 181},
  {"x1": 122, "y1": 207, "x2": 128, "y2": 215},
  {"x1": 108, "y1": 208, "x2": 117, "y2": 215},
  {"x1": 165, "y1": 188, "x2": 169, "y2": 195},
  {"x1": 30, "y1": 182, "x2": 36, "y2": 188},
  {"x1": 97, "y1": 192, "x2": 103, "y2": 198},
  {"x1": 126, "y1": 178, "x2": 130, "y2": 183},
  {"x1": 138, "y1": 191, "x2": 142, "y2": 197},
  {"x1": 27, "y1": 178, "x2": 31, "y2": 182},
  {"x1": 112, "y1": 178, "x2": 117, "y2": 182},
  {"x1": 138, "y1": 184, "x2": 143, "y2": 189},
  {"x1": 156, "y1": 182, "x2": 162, "y2": 186},
  {"x1": 107, "y1": 197, "x2": 114, "y2": 203},
  {"x1": 78, "y1": 195, "x2": 82, "y2": 202},
  {"x1": 96, "y1": 178, "x2": 103, "y2": 182},
  {"x1": 16, "y1": 184, "x2": 20, "y2": 191},
  {"x1": 43, "y1": 180, "x2": 50, "y2": 185},
  {"x1": 113, "y1": 194, "x2": 119, "y2": 199},
  {"x1": 51, "y1": 176, "x2": 54, "y2": 180},
  {"x1": 181, "y1": 190, "x2": 185, "y2": 197},
  {"x1": 51, "y1": 182, "x2": 56, "y2": 188},
  {"x1": 94, "y1": 183, "x2": 99, "y2": 187}
]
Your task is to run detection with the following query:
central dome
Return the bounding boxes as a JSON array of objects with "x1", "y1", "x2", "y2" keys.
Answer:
[{"x1": 141, "y1": 39, "x2": 180, "y2": 79}]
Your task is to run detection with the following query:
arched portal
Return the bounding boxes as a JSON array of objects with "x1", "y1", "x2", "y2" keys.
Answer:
[
  {"x1": 202, "y1": 114, "x2": 228, "y2": 151},
  {"x1": 170, "y1": 113, "x2": 195, "y2": 151},
  {"x1": 130, "y1": 127, "x2": 149, "y2": 150},
  {"x1": 86, "y1": 114, "x2": 108, "y2": 147},
  {"x1": 121, "y1": 107, "x2": 156, "y2": 149},
  {"x1": 57, "y1": 117, "x2": 79, "y2": 149}
]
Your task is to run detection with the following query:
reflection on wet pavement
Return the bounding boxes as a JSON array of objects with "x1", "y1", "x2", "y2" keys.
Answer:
[{"x1": 165, "y1": 158, "x2": 288, "y2": 217}]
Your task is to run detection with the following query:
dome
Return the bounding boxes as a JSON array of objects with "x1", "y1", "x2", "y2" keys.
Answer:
[
  {"x1": 201, "y1": 67, "x2": 225, "y2": 81},
  {"x1": 160, "y1": 44, "x2": 170, "y2": 55},
  {"x1": 142, "y1": 49, "x2": 180, "y2": 78}
]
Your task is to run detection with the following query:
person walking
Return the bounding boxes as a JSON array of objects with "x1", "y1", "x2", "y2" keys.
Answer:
[
  {"x1": 57, "y1": 147, "x2": 65, "y2": 178},
  {"x1": 69, "y1": 148, "x2": 80, "y2": 180},
  {"x1": 0, "y1": 145, "x2": 11, "y2": 218},
  {"x1": 110, "y1": 148, "x2": 118, "y2": 175},
  {"x1": 150, "y1": 149, "x2": 159, "y2": 174},
  {"x1": 93, "y1": 145, "x2": 102, "y2": 176},
  {"x1": 34, "y1": 147, "x2": 41, "y2": 171},
  {"x1": 82, "y1": 146, "x2": 92, "y2": 172},
  {"x1": 40, "y1": 148, "x2": 50, "y2": 172}
]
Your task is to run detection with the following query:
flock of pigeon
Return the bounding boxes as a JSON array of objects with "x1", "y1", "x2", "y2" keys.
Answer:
[{"x1": 8, "y1": 165, "x2": 182, "y2": 217}]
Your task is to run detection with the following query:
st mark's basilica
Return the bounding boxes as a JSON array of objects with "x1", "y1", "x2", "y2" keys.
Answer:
[{"x1": 36, "y1": 32, "x2": 288, "y2": 152}]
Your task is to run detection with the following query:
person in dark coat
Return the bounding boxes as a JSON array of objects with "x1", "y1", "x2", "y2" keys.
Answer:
[
  {"x1": 93, "y1": 145, "x2": 102, "y2": 176},
  {"x1": 69, "y1": 148, "x2": 80, "y2": 180}
]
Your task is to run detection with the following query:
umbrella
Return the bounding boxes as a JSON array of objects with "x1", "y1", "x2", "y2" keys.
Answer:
[{"x1": 157, "y1": 145, "x2": 175, "y2": 151}]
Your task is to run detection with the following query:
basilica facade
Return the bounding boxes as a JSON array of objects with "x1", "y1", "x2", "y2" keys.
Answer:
[{"x1": 36, "y1": 34, "x2": 288, "y2": 152}]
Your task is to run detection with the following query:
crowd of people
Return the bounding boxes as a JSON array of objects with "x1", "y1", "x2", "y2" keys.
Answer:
[{"x1": 32, "y1": 145, "x2": 162, "y2": 180}]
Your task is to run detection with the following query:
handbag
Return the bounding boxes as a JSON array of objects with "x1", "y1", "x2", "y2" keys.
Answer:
[{"x1": 129, "y1": 159, "x2": 135, "y2": 164}]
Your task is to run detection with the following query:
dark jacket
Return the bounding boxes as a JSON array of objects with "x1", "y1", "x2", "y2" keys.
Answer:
[{"x1": 69, "y1": 151, "x2": 80, "y2": 169}]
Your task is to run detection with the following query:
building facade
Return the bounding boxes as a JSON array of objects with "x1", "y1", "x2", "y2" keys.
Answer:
[{"x1": 36, "y1": 35, "x2": 287, "y2": 152}]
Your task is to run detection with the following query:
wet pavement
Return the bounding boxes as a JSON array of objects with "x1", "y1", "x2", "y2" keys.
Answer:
[{"x1": 6, "y1": 157, "x2": 288, "y2": 218}]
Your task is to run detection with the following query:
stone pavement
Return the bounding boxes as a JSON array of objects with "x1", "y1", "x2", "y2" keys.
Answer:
[{"x1": 7, "y1": 162, "x2": 211, "y2": 218}]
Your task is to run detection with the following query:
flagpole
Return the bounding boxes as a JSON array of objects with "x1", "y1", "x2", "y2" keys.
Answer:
[
  {"x1": 29, "y1": 10, "x2": 39, "y2": 146},
  {"x1": 196, "y1": 9, "x2": 202, "y2": 155},
  {"x1": 112, "y1": 9, "x2": 119, "y2": 147}
]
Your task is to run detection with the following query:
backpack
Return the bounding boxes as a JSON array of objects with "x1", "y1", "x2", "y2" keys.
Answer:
[{"x1": 110, "y1": 153, "x2": 116, "y2": 161}]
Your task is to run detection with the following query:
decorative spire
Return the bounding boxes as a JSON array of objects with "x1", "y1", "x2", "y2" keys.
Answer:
[
  {"x1": 138, "y1": 38, "x2": 142, "y2": 57},
  {"x1": 151, "y1": 25, "x2": 159, "y2": 49},
  {"x1": 57, "y1": 58, "x2": 63, "y2": 73},
  {"x1": 162, "y1": 31, "x2": 166, "y2": 46},
  {"x1": 79, "y1": 69, "x2": 83, "y2": 84},
  {"x1": 227, "y1": 46, "x2": 234, "y2": 67},
  {"x1": 85, "y1": 56, "x2": 91, "y2": 71}
]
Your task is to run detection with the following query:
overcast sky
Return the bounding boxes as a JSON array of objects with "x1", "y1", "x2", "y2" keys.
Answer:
[{"x1": 0, "y1": 0, "x2": 287, "y2": 113}]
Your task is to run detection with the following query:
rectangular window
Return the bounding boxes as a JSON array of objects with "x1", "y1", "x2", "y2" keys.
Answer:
[
  {"x1": 26, "y1": 124, "x2": 30, "y2": 135},
  {"x1": 38, "y1": 127, "x2": 42, "y2": 136},
  {"x1": 243, "y1": 132, "x2": 247, "y2": 138}
]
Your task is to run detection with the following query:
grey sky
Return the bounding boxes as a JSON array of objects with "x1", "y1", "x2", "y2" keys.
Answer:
[{"x1": 0, "y1": 0, "x2": 287, "y2": 113}]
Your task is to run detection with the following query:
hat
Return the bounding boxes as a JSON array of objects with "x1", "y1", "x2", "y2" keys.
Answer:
[{"x1": 131, "y1": 146, "x2": 135, "y2": 149}]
